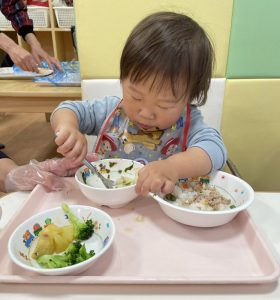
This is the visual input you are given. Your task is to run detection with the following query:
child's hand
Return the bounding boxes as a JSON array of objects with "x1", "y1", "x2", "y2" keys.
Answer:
[
  {"x1": 135, "y1": 160, "x2": 179, "y2": 195},
  {"x1": 54, "y1": 127, "x2": 88, "y2": 163}
]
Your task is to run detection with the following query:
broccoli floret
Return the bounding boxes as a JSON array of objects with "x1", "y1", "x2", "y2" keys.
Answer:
[
  {"x1": 65, "y1": 241, "x2": 82, "y2": 264},
  {"x1": 37, "y1": 254, "x2": 71, "y2": 269},
  {"x1": 76, "y1": 244, "x2": 95, "y2": 263},
  {"x1": 62, "y1": 203, "x2": 94, "y2": 240},
  {"x1": 67, "y1": 240, "x2": 81, "y2": 254},
  {"x1": 37, "y1": 241, "x2": 95, "y2": 269}
]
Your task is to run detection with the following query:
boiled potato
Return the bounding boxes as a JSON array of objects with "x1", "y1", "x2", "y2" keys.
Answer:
[
  {"x1": 32, "y1": 229, "x2": 55, "y2": 259},
  {"x1": 53, "y1": 231, "x2": 70, "y2": 253},
  {"x1": 53, "y1": 225, "x2": 74, "y2": 253},
  {"x1": 32, "y1": 224, "x2": 74, "y2": 258},
  {"x1": 60, "y1": 225, "x2": 74, "y2": 244},
  {"x1": 40, "y1": 224, "x2": 59, "y2": 234}
]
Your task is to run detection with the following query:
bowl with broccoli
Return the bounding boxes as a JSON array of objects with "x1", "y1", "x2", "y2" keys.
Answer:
[
  {"x1": 75, "y1": 158, "x2": 144, "y2": 208},
  {"x1": 8, "y1": 203, "x2": 115, "y2": 275}
]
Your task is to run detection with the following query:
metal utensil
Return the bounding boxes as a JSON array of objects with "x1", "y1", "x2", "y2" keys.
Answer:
[{"x1": 83, "y1": 159, "x2": 115, "y2": 189}]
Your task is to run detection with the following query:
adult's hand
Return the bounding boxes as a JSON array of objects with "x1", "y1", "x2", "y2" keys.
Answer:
[
  {"x1": 37, "y1": 153, "x2": 100, "y2": 177},
  {"x1": 25, "y1": 33, "x2": 62, "y2": 71},
  {"x1": 8, "y1": 43, "x2": 39, "y2": 72},
  {"x1": 5, "y1": 160, "x2": 65, "y2": 192},
  {"x1": 4, "y1": 153, "x2": 100, "y2": 192},
  {"x1": 0, "y1": 32, "x2": 38, "y2": 72}
]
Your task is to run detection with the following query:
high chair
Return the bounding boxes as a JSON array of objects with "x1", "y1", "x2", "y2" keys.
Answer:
[{"x1": 81, "y1": 79, "x2": 241, "y2": 177}]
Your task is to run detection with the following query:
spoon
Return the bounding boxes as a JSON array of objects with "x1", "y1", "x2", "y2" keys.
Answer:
[{"x1": 83, "y1": 159, "x2": 115, "y2": 189}]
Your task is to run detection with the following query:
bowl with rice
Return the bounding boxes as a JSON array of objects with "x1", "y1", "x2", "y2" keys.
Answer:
[{"x1": 150, "y1": 171, "x2": 254, "y2": 227}]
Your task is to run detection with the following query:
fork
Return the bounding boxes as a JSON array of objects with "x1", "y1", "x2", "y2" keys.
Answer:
[{"x1": 83, "y1": 159, "x2": 115, "y2": 189}]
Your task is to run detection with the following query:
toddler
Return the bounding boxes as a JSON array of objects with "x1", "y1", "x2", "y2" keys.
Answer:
[{"x1": 51, "y1": 11, "x2": 227, "y2": 195}]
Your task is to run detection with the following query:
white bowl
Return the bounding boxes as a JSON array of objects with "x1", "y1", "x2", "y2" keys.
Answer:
[
  {"x1": 75, "y1": 158, "x2": 143, "y2": 208},
  {"x1": 8, "y1": 205, "x2": 115, "y2": 275},
  {"x1": 151, "y1": 171, "x2": 254, "y2": 227}
]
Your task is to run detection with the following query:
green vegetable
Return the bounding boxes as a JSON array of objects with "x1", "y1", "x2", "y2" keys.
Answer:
[
  {"x1": 62, "y1": 203, "x2": 94, "y2": 240},
  {"x1": 164, "y1": 193, "x2": 177, "y2": 201},
  {"x1": 75, "y1": 243, "x2": 95, "y2": 263},
  {"x1": 37, "y1": 253, "x2": 70, "y2": 268},
  {"x1": 124, "y1": 163, "x2": 134, "y2": 172},
  {"x1": 37, "y1": 241, "x2": 95, "y2": 269},
  {"x1": 109, "y1": 162, "x2": 117, "y2": 168},
  {"x1": 230, "y1": 204, "x2": 236, "y2": 209},
  {"x1": 199, "y1": 177, "x2": 210, "y2": 184}
]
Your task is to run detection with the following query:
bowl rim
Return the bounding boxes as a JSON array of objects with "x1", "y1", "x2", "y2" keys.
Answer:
[
  {"x1": 8, "y1": 204, "x2": 115, "y2": 274},
  {"x1": 75, "y1": 158, "x2": 143, "y2": 191},
  {"x1": 150, "y1": 171, "x2": 255, "y2": 215}
]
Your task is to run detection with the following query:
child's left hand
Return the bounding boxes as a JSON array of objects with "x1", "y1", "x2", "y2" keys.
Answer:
[{"x1": 135, "y1": 160, "x2": 179, "y2": 195}]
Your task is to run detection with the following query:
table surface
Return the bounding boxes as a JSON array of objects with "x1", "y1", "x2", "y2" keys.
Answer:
[
  {"x1": 0, "y1": 80, "x2": 81, "y2": 97},
  {"x1": 0, "y1": 191, "x2": 279, "y2": 299},
  {"x1": 0, "y1": 80, "x2": 81, "y2": 113}
]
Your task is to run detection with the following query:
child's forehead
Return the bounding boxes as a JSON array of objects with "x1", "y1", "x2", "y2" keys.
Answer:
[{"x1": 127, "y1": 76, "x2": 186, "y2": 100}]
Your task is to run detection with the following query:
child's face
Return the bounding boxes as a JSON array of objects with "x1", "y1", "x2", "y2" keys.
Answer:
[{"x1": 122, "y1": 77, "x2": 187, "y2": 130}]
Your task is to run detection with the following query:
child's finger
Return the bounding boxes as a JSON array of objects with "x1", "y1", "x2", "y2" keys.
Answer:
[
  {"x1": 138, "y1": 175, "x2": 153, "y2": 196},
  {"x1": 150, "y1": 177, "x2": 165, "y2": 194},
  {"x1": 161, "y1": 180, "x2": 175, "y2": 195},
  {"x1": 135, "y1": 169, "x2": 146, "y2": 193}
]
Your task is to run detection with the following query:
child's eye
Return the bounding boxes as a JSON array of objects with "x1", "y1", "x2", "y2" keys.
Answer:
[
  {"x1": 158, "y1": 105, "x2": 172, "y2": 110},
  {"x1": 132, "y1": 96, "x2": 142, "y2": 101}
]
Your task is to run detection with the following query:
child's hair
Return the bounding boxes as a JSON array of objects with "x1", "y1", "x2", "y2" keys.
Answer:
[{"x1": 120, "y1": 11, "x2": 214, "y2": 106}]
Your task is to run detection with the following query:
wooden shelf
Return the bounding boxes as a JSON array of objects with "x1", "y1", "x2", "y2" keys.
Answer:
[
  {"x1": 0, "y1": 0, "x2": 75, "y2": 61},
  {"x1": 33, "y1": 28, "x2": 53, "y2": 32},
  {"x1": 53, "y1": 28, "x2": 71, "y2": 32}
]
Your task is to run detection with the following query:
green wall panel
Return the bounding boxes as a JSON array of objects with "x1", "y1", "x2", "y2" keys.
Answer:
[{"x1": 227, "y1": 0, "x2": 280, "y2": 78}]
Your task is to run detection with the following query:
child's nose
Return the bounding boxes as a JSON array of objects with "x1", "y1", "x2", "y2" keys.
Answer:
[{"x1": 138, "y1": 107, "x2": 155, "y2": 119}]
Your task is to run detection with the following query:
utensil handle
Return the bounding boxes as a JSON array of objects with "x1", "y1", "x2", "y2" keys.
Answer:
[
  {"x1": 83, "y1": 159, "x2": 94, "y2": 171},
  {"x1": 83, "y1": 159, "x2": 111, "y2": 189}
]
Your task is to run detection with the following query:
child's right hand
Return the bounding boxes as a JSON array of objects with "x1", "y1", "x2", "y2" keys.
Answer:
[
  {"x1": 54, "y1": 126, "x2": 88, "y2": 164},
  {"x1": 135, "y1": 160, "x2": 178, "y2": 196}
]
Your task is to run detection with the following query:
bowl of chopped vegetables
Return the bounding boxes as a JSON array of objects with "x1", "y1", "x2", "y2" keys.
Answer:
[
  {"x1": 150, "y1": 171, "x2": 254, "y2": 227},
  {"x1": 75, "y1": 158, "x2": 144, "y2": 208},
  {"x1": 8, "y1": 203, "x2": 115, "y2": 275}
]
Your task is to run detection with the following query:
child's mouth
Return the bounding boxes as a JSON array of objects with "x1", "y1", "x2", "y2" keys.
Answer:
[{"x1": 137, "y1": 122, "x2": 159, "y2": 131}]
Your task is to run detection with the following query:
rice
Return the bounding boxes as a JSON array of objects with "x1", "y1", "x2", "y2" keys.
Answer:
[{"x1": 164, "y1": 177, "x2": 235, "y2": 211}]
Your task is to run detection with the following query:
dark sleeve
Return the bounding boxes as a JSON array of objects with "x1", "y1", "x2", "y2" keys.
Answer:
[
  {"x1": 0, "y1": 150, "x2": 9, "y2": 159},
  {"x1": 1, "y1": 0, "x2": 34, "y2": 38}
]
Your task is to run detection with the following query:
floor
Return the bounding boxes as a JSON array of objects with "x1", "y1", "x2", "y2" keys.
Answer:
[{"x1": 0, "y1": 113, "x2": 59, "y2": 166}]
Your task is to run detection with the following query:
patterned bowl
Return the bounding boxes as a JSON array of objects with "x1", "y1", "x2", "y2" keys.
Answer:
[
  {"x1": 8, "y1": 205, "x2": 115, "y2": 275},
  {"x1": 75, "y1": 158, "x2": 143, "y2": 208},
  {"x1": 151, "y1": 171, "x2": 255, "y2": 227}
]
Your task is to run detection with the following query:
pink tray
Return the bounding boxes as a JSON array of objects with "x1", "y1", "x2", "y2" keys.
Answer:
[{"x1": 0, "y1": 178, "x2": 279, "y2": 284}]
